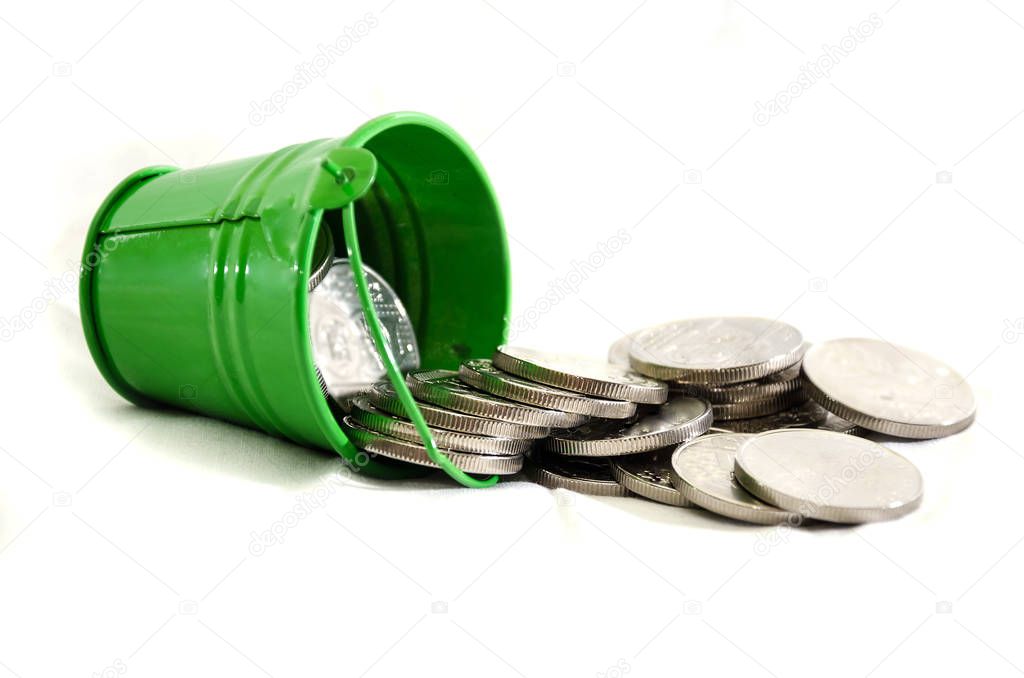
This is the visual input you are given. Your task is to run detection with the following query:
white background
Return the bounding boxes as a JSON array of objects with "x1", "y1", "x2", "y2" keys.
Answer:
[{"x1": 1, "y1": 1, "x2": 1022, "y2": 676}]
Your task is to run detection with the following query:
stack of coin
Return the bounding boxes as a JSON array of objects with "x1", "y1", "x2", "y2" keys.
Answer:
[
  {"x1": 613, "y1": 318, "x2": 865, "y2": 436},
  {"x1": 627, "y1": 317, "x2": 818, "y2": 424},
  {"x1": 336, "y1": 346, "x2": 679, "y2": 479},
  {"x1": 340, "y1": 372, "x2": 550, "y2": 476},
  {"x1": 598, "y1": 319, "x2": 829, "y2": 508},
  {"x1": 532, "y1": 395, "x2": 713, "y2": 499}
]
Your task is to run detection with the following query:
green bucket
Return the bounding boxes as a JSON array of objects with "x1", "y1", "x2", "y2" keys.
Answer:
[{"x1": 80, "y1": 112, "x2": 511, "y2": 485}]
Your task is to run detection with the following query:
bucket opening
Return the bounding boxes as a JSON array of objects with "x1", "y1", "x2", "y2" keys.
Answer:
[
  {"x1": 318, "y1": 121, "x2": 510, "y2": 372},
  {"x1": 304, "y1": 119, "x2": 510, "y2": 484}
]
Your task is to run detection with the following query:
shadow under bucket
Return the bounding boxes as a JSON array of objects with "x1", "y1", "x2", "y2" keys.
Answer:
[{"x1": 80, "y1": 112, "x2": 511, "y2": 480}]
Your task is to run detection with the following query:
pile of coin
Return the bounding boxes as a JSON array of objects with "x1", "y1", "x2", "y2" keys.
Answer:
[
  {"x1": 338, "y1": 345, "x2": 700, "y2": 479},
  {"x1": 323, "y1": 312, "x2": 975, "y2": 526}
]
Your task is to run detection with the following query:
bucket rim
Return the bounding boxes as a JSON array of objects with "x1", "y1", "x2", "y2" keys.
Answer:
[{"x1": 80, "y1": 164, "x2": 178, "y2": 407}]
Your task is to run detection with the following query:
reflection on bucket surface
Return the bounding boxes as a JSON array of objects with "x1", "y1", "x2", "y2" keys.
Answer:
[{"x1": 309, "y1": 258, "x2": 420, "y2": 399}]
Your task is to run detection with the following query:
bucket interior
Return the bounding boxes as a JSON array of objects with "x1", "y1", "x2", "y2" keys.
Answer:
[{"x1": 317, "y1": 122, "x2": 509, "y2": 371}]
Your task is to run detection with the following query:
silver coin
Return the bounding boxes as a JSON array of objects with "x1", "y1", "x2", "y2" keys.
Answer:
[
  {"x1": 348, "y1": 397, "x2": 531, "y2": 456},
  {"x1": 341, "y1": 418, "x2": 523, "y2": 475},
  {"x1": 493, "y1": 345, "x2": 668, "y2": 404},
  {"x1": 674, "y1": 363, "x2": 803, "y2": 404},
  {"x1": 711, "y1": 390, "x2": 808, "y2": 421},
  {"x1": 734, "y1": 429, "x2": 924, "y2": 523},
  {"x1": 307, "y1": 226, "x2": 334, "y2": 291},
  {"x1": 610, "y1": 448, "x2": 693, "y2": 507},
  {"x1": 630, "y1": 317, "x2": 804, "y2": 384},
  {"x1": 527, "y1": 451, "x2": 630, "y2": 497},
  {"x1": 543, "y1": 396, "x2": 712, "y2": 457},
  {"x1": 669, "y1": 433, "x2": 801, "y2": 525},
  {"x1": 406, "y1": 369, "x2": 587, "y2": 428},
  {"x1": 366, "y1": 381, "x2": 550, "y2": 439},
  {"x1": 713, "y1": 400, "x2": 860, "y2": 435},
  {"x1": 801, "y1": 338, "x2": 975, "y2": 439},
  {"x1": 309, "y1": 259, "x2": 420, "y2": 399},
  {"x1": 460, "y1": 359, "x2": 636, "y2": 419}
]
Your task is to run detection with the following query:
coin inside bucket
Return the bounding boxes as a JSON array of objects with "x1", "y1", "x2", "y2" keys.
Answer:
[{"x1": 308, "y1": 257, "x2": 420, "y2": 400}]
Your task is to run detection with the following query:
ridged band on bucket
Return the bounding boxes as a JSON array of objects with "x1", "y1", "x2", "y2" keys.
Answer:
[
  {"x1": 493, "y1": 345, "x2": 668, "y2": 404},
  {"x1": 349, "y1": 397, "x2": 531, "y2": 456},
  {"x1": 799, "y1": 339, "x2": 975, "y2": 439},
  {"x1": 610, "y1": 449, "x2": 692, "y2": 507},
  {"x1": 733, "y1": 429, "x2": 924, "y2": 524},
  {"x1": 629, "y1": 318, "x2": 805, "y2": 384},
  {"x1": 341, "y1": 418, "x2": 524, "y2": 475},
  {"x1": 674, "y1": 363, "x2": 803, "y2": 404},
  {"x1": 459, "y1": 359, "x2": 636, "y2": 419},
  {"x1": 366, "y1": 382, "x2": 550, "y2": 439},
  {"x1": 406, "y1": 370, "x2": 587, "y2": 428},
  {"x1": 527, "y1": 453, "x2": 631, "y2": 497},
  {"x1": 711, "y1": 390, "x2": 808, "y2": 421},
  {"x1": 543, "y1": 397, "x2": 712, "y2": 457},
  {"x1": 668, "y1": 434, "x2": 803, "y2": 525}
]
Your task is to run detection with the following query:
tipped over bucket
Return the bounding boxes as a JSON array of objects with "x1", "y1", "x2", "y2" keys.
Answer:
[{"x1": 80, "y1": 112, "x2": 511, "y2": 479}]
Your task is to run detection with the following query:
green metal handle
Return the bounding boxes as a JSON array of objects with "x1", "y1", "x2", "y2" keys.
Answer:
[{"x1": 338, "y1": 198, "x2": 499, "y2": 489}]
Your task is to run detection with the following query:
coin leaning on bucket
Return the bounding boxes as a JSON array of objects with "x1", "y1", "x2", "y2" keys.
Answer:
[{"x1": 308, "y1": 296, "x2": 974, "y2": 525}]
